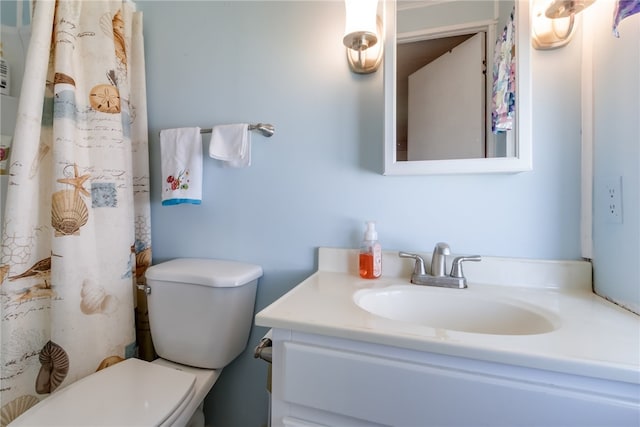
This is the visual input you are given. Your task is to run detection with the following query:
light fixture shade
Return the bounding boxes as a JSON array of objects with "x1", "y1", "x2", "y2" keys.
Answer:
[
  {"x1": 532, "y1": 0, "x2": 577, "y2": 50},
  {"x1": 346, "y1": 15, "x2": 384, "y2": 74},
  {"x1": 545, "y1": 0, "x2": 596, "y2": 18},
  {"x1": 344, "y1": 0, "x2": 379, "y2": 50}
]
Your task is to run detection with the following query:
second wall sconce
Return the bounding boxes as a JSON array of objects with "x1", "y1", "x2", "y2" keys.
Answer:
[
  {"x1": 532, "y1": 0, "x2": 596, "y2": 49},
  {"x1": 343, "y1": 0, "x2": 383, "y2": 74}
]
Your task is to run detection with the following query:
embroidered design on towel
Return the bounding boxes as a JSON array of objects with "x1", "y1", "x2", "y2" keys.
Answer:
[{"x1": 165, "y1": 169, "x2": 190, "y2": 193}]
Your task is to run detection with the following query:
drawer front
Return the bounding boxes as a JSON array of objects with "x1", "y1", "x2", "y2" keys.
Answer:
[{"x1": 281, "y1": 341, "x2": 639, "y2": 426}]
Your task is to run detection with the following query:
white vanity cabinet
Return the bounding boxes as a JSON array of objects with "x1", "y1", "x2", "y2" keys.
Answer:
[
  {"x1": 270, "y1": 329, "x2": 639, "y2": 427},
  {"x1": 256, "y1": 249, "x2": 639, "y2": 427}
]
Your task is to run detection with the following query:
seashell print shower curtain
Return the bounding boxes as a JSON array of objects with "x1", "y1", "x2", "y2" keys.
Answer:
[{"x1": 0, "y1": 1, "x2": 152, "y2": 423}]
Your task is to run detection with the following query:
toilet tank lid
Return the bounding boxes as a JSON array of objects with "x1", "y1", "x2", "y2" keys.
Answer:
[{"x1": 145, "y1": 258, "x2": 263, "y2": 287}]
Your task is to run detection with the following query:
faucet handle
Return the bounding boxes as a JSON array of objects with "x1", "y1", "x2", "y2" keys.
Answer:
[
  {"x1": 450, "y1": 255, "x2": 481, "y2": 278},
  {"x1": 399, "y1": 252, "x2": 427, "y2": 276}
]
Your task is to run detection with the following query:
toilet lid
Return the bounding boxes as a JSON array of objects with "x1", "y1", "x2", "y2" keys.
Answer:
[
  {"x1": 10, "y1": 358, "x2": 195, "y2": 426},
  {"x1": 145, "y1": 258, "x2": 263, "y2": 287}
]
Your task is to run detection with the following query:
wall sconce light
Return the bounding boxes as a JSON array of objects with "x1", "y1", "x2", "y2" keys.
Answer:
[
  {"x1": 343, "y1": 0, "x2": 383, "y2": 74},
  {"x1": 532, "y1": 0, "x2": 596, "y2": 49}
]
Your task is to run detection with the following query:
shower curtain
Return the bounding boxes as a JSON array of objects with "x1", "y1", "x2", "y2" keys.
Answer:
[{"x1": 0, "y1": 1, "x2": 151, "y2": 423}]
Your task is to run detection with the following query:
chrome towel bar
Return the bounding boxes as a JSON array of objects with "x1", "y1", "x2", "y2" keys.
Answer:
[{"x1": 200, "y1": 123, "x2": 275, "y2": 138}]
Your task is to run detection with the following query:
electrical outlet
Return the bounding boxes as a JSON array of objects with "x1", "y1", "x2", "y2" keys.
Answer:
[{"x1": 604, "y1": 176, "x2": 623, "y2": 224}]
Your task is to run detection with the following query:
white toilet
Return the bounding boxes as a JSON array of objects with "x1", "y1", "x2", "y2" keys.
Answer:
[{"x1": 10, "y1": 258, "x2": 263, "y2": 427}]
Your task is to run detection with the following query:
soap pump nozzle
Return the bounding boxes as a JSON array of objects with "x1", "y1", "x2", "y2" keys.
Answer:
[{"x1": 364, "y1": 221, "x2": 378, "y2": 241}]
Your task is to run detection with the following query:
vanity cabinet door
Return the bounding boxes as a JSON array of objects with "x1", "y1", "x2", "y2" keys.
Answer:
[{"x1": 271, "y1": 336, "x2": 639, "y2": 427}]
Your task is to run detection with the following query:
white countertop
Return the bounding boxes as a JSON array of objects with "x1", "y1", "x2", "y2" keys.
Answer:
[{"x1": 255, "y1": 248, "x2": 640, "y2": 384}]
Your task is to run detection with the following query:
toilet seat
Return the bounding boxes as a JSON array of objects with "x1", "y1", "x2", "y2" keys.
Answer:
[
  {"x1": 10, "y1": 358, "x2": 196, "y2": 426},
  {"x1": 152, "y1": 358, "x2": 220, "y2": 411}
]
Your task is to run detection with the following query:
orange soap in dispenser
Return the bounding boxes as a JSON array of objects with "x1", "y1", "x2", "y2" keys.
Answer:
[{"x1": 359, "y1": 221, "x2": 382, "y2": 279}]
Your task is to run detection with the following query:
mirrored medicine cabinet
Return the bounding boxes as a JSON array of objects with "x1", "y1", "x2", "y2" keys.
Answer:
[{"x1": 383, "y1": 0, "x2": 532, "y2": 175}]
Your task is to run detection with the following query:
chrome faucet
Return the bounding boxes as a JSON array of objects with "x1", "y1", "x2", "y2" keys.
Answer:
[
  {"x1": 430, "y1": 242, "x2": 451, "y2": 277},
  {"x1": 399, "y1": 243, "x2": 481, "y2": 289}
]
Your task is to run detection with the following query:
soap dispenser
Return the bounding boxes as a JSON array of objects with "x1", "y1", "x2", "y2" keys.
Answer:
[{"x1": 359, "y1": 221, "x2": 382, "y2": 279}]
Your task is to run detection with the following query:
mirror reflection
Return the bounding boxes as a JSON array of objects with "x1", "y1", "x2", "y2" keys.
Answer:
[
  {"x1": 384, "y1": 0, "x2": 532, "y2": 175},
  {"x1": 396, "y1": 0, "x2": 514, "y2": 161}
]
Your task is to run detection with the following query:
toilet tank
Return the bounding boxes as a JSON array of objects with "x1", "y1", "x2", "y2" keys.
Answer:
[{"x1": 145, "y1": 258, "x2": 263, "y2": 369}]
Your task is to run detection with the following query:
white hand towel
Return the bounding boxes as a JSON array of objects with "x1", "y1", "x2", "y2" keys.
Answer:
[
  {"x1": 160, "y1": 127, "x2": 203, "y2": 205},
  {"x1": 208, "y1": 123, "x2": 251, "y2": 168}
]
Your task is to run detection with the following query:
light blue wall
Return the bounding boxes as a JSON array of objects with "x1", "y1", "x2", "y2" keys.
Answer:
[
  {"x1": 137, "y1": 1, "x2": 583, "y2": 426},
  {"x1": 589, "y1": 1, "x2": 640, "y2": 314}
]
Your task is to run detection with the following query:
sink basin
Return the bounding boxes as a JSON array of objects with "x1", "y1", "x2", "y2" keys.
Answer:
[{"x1": 354, "y1": 286, "x2": 558, "y2": 335}]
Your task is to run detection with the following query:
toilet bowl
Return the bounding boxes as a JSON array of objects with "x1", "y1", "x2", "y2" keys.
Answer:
[{"x1": 10, "y1": 258, "x2": 262, "y2": 427}]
